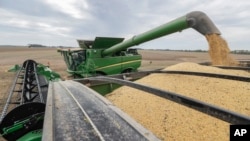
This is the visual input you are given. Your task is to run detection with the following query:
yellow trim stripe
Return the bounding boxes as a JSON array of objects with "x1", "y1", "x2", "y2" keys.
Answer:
[{"x1": 95, "y1": 60, "x2": 141, "y2": 70}]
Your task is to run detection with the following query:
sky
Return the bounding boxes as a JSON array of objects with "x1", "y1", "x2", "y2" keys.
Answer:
[{"x1": 0, "y1": 0, "x2": 249, "y2": 50}]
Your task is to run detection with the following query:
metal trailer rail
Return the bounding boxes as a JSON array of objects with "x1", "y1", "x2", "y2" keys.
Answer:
[
  {"x1": 78, "y1": 68, "x2": 250, "y2": 87},
  {"x1": 200, "y1": 60, "x2": 250, "y2": 69},
  {"x1": 84, "y1": 76, "x2": 250, "y2": 125},
  {"x1": 157, "y1": 70, "x2": 250, "y2": 82},
  {"x1": 102, "y1": 62, "x2": 250, "y2": 83},
  {"x1": 43, "y1": 80, "x2": 160, "y2": 141},
  {"x1": 215, "y1": 66, "x2": 250, "y2": 71}
]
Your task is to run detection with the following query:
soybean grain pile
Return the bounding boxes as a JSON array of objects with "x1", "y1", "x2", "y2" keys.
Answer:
[
  {"x1": 106, "y1": 34, "x2": 250, "y2": 141},
  {"x1": 106, "y1": 62, "x2": 250, "y2": 141}
]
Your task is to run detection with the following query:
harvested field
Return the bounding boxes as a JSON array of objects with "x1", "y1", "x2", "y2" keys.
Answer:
[{"x1": 106, "y1": 62, "x2": 250, "y2": 141}]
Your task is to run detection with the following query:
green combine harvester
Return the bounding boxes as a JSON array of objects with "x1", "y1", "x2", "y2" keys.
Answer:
[
  {"x1": 58, "y1": 37, "x2": 142, "y2": 77},
  {"x1": 1, "y1": 11, "x2": 250, "y2": 141},
  {"x1": 58, "y1": 11, "x2": 220, "y2": 77}
]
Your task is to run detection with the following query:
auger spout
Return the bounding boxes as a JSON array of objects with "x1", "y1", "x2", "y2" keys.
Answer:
[{"x1": 186, "y1": 11, "x2": 220, "y2": 35}]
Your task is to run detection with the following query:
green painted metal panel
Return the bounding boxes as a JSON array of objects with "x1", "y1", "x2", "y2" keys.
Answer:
[
  {"x1": 77, "y1": 40, "x2": 93, "y2": 49},
  {"x1": 92, "y1": 37, "x2": 124, "y2": 49},
  {"x1": 93, "y1": 55, "x2": 141, "y2": 75},
  {"x1": 8, "y1": 64, "x2": 21, "y2": 72},
  {"x1": 36, "y1": 64, "x2": 61, "y2": 81},
  {"x1": 17, "y1": 130, "x2": 42, "y2": 141}
]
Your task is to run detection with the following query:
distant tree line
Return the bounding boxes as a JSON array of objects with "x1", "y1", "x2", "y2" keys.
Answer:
[
  {"x1": 231, "y1": 50, "x2": 250, "y2": 55},
  {"x1": 28, "y1": 44, "x2": 45, "y2": 48},
  {"x1": 27, "y1": 44, "x2": 75, "y2": 48}
]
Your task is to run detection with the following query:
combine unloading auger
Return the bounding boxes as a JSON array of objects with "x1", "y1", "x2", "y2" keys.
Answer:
[
  {"x1": 102, "y1": 11, "x2": 220, "y2": 56},
  {"x1": 1, "y1": 11, "x2": 250, "y2": 141}
]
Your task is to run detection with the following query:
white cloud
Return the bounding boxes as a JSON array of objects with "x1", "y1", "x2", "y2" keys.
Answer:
[
  {"x1": 44, "y1": 0, "x2": 90, "y2": 19},
  {"x1": 0, "y1": 9, "x2": 29, "y2": 28},
  {"x1": 0, "y1": 8, "x2": 72, "y2": 37},
  {"x1": 0, "y1": 0, "x2": 249, "y2": 50},
  {"x1": 35, "y1": 22, "x2": 71, "y2": 36}
]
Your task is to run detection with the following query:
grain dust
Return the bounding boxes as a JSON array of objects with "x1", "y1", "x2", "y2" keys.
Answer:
[{"x1": 205, "y1": 34, "x2": 238, "y2": 66}]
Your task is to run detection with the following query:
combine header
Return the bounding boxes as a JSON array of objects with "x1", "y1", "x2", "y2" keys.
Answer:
[
  {"x1": 0, "y1": 60, "x2": 60, "y2": 141},
  {"x1": 0, "y1": 11, "x2": 250, "y2": 141}
]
